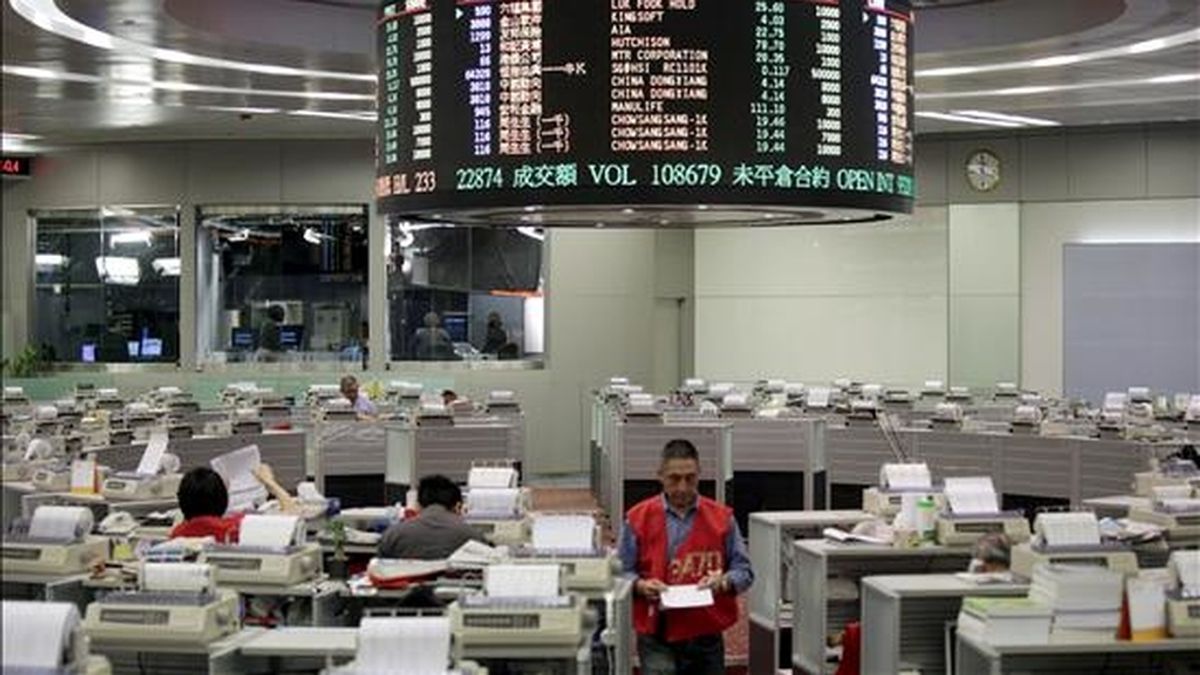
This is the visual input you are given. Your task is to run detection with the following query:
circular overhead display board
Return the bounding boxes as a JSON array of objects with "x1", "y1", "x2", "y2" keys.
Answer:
[{"x1": 376, "y1": 0, "x2": 914, "y2": 227}]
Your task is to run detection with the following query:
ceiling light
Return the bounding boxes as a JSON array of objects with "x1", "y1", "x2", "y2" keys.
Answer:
[
  {"x1": 952, "y1": 110, "x2": 1061, "y2": 127},
  {"x1": 1147, "y1": 73, "x2": 1200, "y2": 84},
  {"x1": 8, "y1": 0, "x2": 374, "y2": 82},
  {"x1": 2, "y1": 64, "x2": 373, "y2": 102},
  {"x1": 915, "y1": 111, "x2": 1023, "y2": 128},
  {"x1": 151, "y1": 257, "x2": 181, "y2": 276},
  {"x1": 35, "y1": 253, "x2": 67, "y2": 267},
  {"x1": 109, "y1": 230, "x2": 153, "y2": 247},
  {"x1": 915, "y1": 26, "x2": 1200, "y2": 78},
  {"x1": 918, "y1": 74, "x2": 1200, "y2": 101},
  {"x1": 288, "y1": 109, "x2": 377, "y2": 122},
  {"x1": 95, "y1": 256, "x2": 139, "y2": 285},
  {"x1": 523, "y1": 205, "x2": 541, "y2": 212}
]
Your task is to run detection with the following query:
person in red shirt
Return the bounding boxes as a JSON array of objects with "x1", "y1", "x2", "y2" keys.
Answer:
[
  {"x1": 169, "y1": 464, "x2": 295, "y2": 542},
  {"x1": 618, "y1": 439, "x2": 754, "y2": 674}
]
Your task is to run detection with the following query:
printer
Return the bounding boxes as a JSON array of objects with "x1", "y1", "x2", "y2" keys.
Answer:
[
  {"x1": 1166, "y1": 550, "x2": 1200, "y2": 638},
  {"x1": 3, "y1": 436, "x2": 58, "y2": 482},
  {"x1": 94, "y1": 388, "x2": 125, "y2": 412},
  {"x1": 448, "y1": 563, "x2": 587, "y2": 650},
  {"x1": 846, "y1": 398, "x2": 879, "y2": 427},
  {"x1": 1010, "y1": 404, "x2": 1043, "y2": 434},
  {"x1": 935, "y1": 476, "x2": 1031, "y2": 547},
  {"x1": 993, "y1": 382, "x2": 1019, "y2": 400},
  {"x1": 510, "y1": 513, "x2": 616, "y2": 591},
  {"x1": 486, "y1": 390, "x2": 520, "y2": 413},
  {"x1": 1185, "y1": 396, "x2": 1200, "y2": 428},
  {"x1": 2, "y1": 505, "x2": 109, "y2": 576},
  {"x1": 625, "y1": 393, "x2": 663, "y2": 421},
  {"x1": 73, "y1": 416, "x2": 111, "y2": 450},
  {"x1": 946, "y1": 386, "x2": 972, "y2": 403},
  {"x1": 31, "y1": 460, "x2": 75, "y2": 492},
  {"x1": 100, "y1": 457, "x2": 183, "y2": 502},
  {"x1": 931, "y1": 402, "x2": 964, "y2": 429},
  {"x1": 1128, "y1": 489, "x2": 1200, "y2": 548},
  {"x1": 232, "y1": 407, "x2": 265, "y2": 435},
  {"x1": 680, "y1": 378, "x2": 709, "y2": 396},
  {"x1": 3, "y1": 601, "x2": 112, "y2": 675},
  {"x1": 463, "y1": 465, "x2": 530, "y2": 548},
  {"x1": 2, "y1": 386, "x2": 31, "y2": 407},
  {"x1": 1010, "y1": 512, "x2": 1139, "y2": 579},
  {"x1": 863, "y1": 463, "x2": 943, "y2": 518},
  {"x1": 306, "y1": 384, "x2": 343, "y2": 408},
  {"x1": 220, "y1": 382, "x2": 258, "y2": 407},
  {"x1": 719, "y1": 392, "x2": 754, "y2": 418},
  {"x1": 387, "y1": 380, "x2": 426, "y2": 407},
  {"x1": 883, "y1": 387, "x2": 913, "y2": 406},
  {"x1": 200, "y1": 514, "x2": 322, "y2": 586},
  {"x1": 417, "y1": 401, "x2": 454, "y2": 427},
  {"x1": 920, "y1": 380, "x2": 947, "y2": 399},
  {"x1": 254, "y1": 390, "x2": 292, "y2": 420},
  {"x1": 1134, "y1": 458, "x2": 1200, "y2": 498},
  {"x1": 83, "y1": 562, "x2": 240, "y2": 648},
  {"x1": 319, "y1": 397, "x2": 359, "y2": 422}
]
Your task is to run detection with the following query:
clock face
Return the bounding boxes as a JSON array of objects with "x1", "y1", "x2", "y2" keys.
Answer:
[{"x1": 966, "y1": 150, "x2": 1002, "y2": 192}]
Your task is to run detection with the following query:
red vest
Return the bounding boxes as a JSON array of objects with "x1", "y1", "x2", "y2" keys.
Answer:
[
  {"x1": 627, "y1": 495, "x2": 740, "y2": 642},
  {"x1": 169, "y1": 514, "x2": 244, "y2": 543}
]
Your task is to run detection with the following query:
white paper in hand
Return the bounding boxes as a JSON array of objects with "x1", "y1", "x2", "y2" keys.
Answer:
[
  {"x1": 660, "y1": 584, "x2": 714, "y2": 609},
  {"x1": 210, "y1": 445, "x2": 267, "y2": 512},
  {"x1": 136, "y1": 430, "x2": 169, "y2": 476}
]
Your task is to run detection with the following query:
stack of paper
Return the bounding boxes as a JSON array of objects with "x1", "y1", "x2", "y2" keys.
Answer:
[
  {"x1": 1035, "y1": 512, "x2": 1101, "y2": 548},
  {"x1": 1029, "y1": 564, "x2": 1124, "y2": 642},
  {"x1": 357, "y1": 616, "x2": 451, "y2": 675},
  {"x1": 944, "y1": 477, "x2": 999, "y2": 515},
  {"x1": 485, "y1": 564, "x2": 559, "y2": 598},
  {"x1": 467, "y1": 466, "x2": 518, "y2": 489},
  {"x1": 956, "y1": 596, "x2": 1052, "y2": 646}
]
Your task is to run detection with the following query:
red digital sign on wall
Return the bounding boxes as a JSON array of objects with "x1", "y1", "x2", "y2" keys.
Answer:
[{"x1": 1, "y1": 156, "x2": 32, "y2": 178}]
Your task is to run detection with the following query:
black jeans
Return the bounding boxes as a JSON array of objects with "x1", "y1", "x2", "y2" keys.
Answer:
[{"x1": 638, "y1": 632, "x2": 725, "y2": 675}]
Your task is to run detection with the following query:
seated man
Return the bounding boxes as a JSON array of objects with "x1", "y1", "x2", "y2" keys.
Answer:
[
  {"x1": 170, "y1": 464, "x2": 295, "y2": 542},
  {"x1": 378, "y1": 474, "x2": 488, "y2": 559},
  {"x1": 340, "y1": 374, "x2": 378, "y2": 420}
]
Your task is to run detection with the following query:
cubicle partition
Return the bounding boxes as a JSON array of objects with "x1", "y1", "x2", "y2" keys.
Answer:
[
  {"x1": 727, "y1": 418, "x2": 828, "y2": 531},
  {"x1": 316, "y1": 420, "x2": 388, "y2": 507},
  {"x1": 606, "y1": 421, "x2": 732, "y2": 524},
  {"x1": 385, "y1": 422, "x2": 516, "y2": 502}
]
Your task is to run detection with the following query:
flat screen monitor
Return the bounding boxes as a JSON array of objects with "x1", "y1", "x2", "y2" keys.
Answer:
[
  {"x1": 231, "y1": 327, "x2": 255, "y2": 349},
  {"x1": 443, "y1": 314, "x2": 468, "y2": 342},
  {"x1": 127, "y1": 341, "x2": 140, "y2": 358},
  {"x1": 141, "y1": 338, "x2": 163, "y2": 358},
  {"x1": 81, "y1": 343, "x2": 97, "y2": 363},
  {"x1": 279, "y1": 325, "x2": 305, "y2": 349}
]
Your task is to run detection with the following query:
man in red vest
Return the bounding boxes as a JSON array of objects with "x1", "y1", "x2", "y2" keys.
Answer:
[{"x1": 618, "y1": 439, "x2": 754, "y2": 674}]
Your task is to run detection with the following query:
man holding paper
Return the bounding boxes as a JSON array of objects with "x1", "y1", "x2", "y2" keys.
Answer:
[{"x1": 618, "y1": 439, "x2": 754, "y2": 674}]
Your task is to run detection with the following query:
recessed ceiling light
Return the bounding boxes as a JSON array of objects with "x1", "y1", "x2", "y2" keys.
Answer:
[
  {"x1": 917, "y1": 74, "x2": 1200, "y2": 101},
  {"x1": 523, "y1": 205, "x2": 540, "y2": 212},
  {"x1": 915, "y1": 111, "x2": 1023, "y2": 128},
  {"x1": 8, "y1": 0, "x2": 375, "y2": 82},
  {"x1": 697, "y1": 204, "x2": 709, "y2": 211},
  {"x1": 1147, "y1": 73, "x2": 1200, "y2": 84},
  {"x1": 916, "y1": 27, "x2": 1200, "y2": 78},
  {"x1": 952, "y1": 110, "x2": 1060, "y2": 127},
  {"x1": 2, "y1": 64, "x2": 374, "y2": 102}
]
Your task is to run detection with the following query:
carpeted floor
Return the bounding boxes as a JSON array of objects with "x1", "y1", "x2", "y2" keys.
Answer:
[{"x1": 529, "y1": 487, "x2": 751, "y2": 669}]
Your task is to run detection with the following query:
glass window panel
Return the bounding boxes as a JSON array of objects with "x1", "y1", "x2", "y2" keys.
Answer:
[
  {"x1": 197, "y1": 205, "x2": 369, "y2": 365},
  {"x1": 387, "y1": 218, "x2": 544, "y2": 362},
  {"x1": 33, "y1": 207, "x2": 181, "y2": 364}
]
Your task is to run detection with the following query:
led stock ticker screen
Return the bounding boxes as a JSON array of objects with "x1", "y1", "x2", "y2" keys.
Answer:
[{"x1": 376, "y1": 0, "x2": 914, "y2": 226}]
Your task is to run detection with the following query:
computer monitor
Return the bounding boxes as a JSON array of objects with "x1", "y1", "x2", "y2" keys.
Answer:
[
  {"x1": 231, "y1": 327, "x2": 255, "y2": 349},
  {"x1": 141, "y1": 338, "x2": 163, "y2": 358},
  {"x1": 443, "y1": 314, "x2": 468, "y2": 342},
  {"x1": 127, "y1": 341, "x2": 140, "y2": 358},
  {"x1": 81, "y1": 343, "x2": 97, "y2": 363},
  {"x1": 279, "y1": 325, "x2": 305, "y2": 349}
]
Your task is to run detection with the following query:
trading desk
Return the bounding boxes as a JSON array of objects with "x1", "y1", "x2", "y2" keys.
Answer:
[
  {"x1": 861, "y1": 574, "x2": 1029, "y2": 675},
  {"x1": 955, "y1": 631, "x2": 1200, "y2": 675},
  {"x1": 791, "y1": 539, "x2": 973, "y2": 675},
  {"x1": 384, "y1": 421, "x2": 516, "y2": 499}
]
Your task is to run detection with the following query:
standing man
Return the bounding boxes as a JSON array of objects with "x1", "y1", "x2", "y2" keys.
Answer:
[{"x1": 618, "y1": 439, "x2": 754, "y2": 674}]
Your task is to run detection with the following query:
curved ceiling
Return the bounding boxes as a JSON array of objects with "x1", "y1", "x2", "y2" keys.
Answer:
[{"x1": 2, "y1": 0, "x2": 1198, "y2": 147}]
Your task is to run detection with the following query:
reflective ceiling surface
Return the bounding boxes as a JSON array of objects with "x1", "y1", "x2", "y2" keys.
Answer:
[{"x1": 2, "y1": 0, "x2": 1198, "y2": 150}]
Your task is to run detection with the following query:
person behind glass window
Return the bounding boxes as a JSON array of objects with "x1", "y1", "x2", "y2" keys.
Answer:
[
  {"x1": 340, "y1": 375, "x2": 377, "y2": 419},
  {"x1": 257, "y1": 305, "x2": 285, "y2": 362},
  {"x1": 482, "y1": 311, "x2": 508, "y2": 354},
  {"x1": 412, "y1": 311, "x2": 454, "y2": 360}
]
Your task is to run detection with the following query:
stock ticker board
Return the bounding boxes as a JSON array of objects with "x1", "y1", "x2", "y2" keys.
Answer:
[{"x1": 376, "y1": 0, "x2": 914, "y2": 227}]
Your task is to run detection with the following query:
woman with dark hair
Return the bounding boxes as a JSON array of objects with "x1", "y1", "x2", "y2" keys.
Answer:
[{"x1": 170, "y1": 463, "x2": 295, "y2": 543}]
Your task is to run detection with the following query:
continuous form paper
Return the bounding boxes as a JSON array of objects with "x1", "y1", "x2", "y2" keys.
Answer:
[
  {"x1": 466, "y1": 488, "x2": 521, "y2": 517},
  {"x1": 141, "y1": 562, "x2": 212, "y2": 593},
  {"x1": 210, "y1": 444, "x2": 267, "y2": 512},
  {"x1": 29, "y1": 505, "x2": 93, "y2": 540},
  {"x1": 485, "y1": 563, "x2": 559, "y2": 598},
  {"x1": 136, "y1": 429, "x2": 169, "y2": 476},
  {"x1": 944, "y1": 477, "x2": 1000, "y2": 514},
  {"x1": 357, "y1": 616, "x2": 451, "y2": 675},
  {"x1": 1, "y1": 601, "x2": 80, "y2": 668},
  {"x1": 531, "y1": 514, "x2": 595, "y2": 552},
  {"x1": 239, "y1": 514, "x2": 304, "y2": 549}
]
